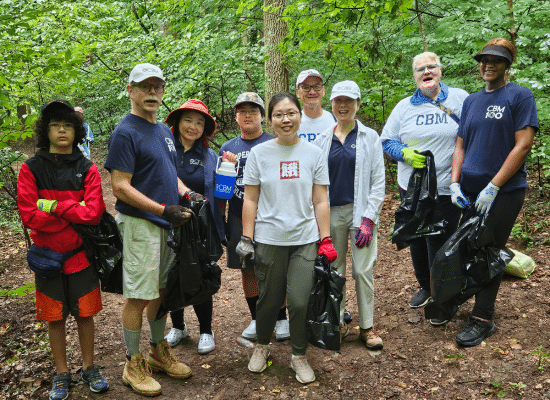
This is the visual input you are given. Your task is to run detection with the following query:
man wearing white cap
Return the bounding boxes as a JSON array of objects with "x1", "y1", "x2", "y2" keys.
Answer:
[
  {"x1": 105, "y1": 62, "x2": 198, "y2": 396},
  {"x1": 295, "y1": 69, "x2": 336, "y2": 143}
]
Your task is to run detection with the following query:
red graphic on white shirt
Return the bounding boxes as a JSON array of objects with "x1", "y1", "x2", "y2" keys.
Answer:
[{"x1": 280, "y1": 161, "x2": 300, "y2": 179}]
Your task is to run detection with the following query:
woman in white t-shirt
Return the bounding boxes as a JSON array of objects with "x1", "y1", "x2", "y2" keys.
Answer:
[{"x1": 236, "y1": 92, "x2": 336, "y2": 384}]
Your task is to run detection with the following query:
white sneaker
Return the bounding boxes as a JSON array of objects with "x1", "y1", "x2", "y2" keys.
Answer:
[
  {"x1": 197, "y1": 333, "x2": 215, "y2": 354},
  {"x1": 242, "y1": 320, "x2": 257, "y2": 341},
  {"x1": 291, "y1": 355, "x2": 315, "y2": 384},
  {"x1": 275, "y1": 319, "x2": 290, "y2": 340},
  {"x1": 165, "y1": 325, "x2": 189, "y2": 347},
  {"x1": 248, "y1": 344, "x2": 270, "y2": 373}
]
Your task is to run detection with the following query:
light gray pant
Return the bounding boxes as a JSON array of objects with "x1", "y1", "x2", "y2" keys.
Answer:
[
  {"x1": 330, "y1": 204, "x2": 377, "y2": 329},
  {"x1": 254, "y1": 242, "x2": 317, "y2": 355}
]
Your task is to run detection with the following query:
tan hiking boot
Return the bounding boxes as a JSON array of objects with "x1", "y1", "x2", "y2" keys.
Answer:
[
  {"x1": 360, "y1": 327, "x2": 383, "y2": 350},
  {"x1": 122, "y1": 353, "x2": 162, "y2": 397},
  {"x1": 147, "y1": 340, "x2": 192, "y2": 379}
]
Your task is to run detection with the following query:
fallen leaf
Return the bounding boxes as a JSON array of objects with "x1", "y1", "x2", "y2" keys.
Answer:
[{"x1": 201, "y1": 364, "x2": 211, "y2": 369}]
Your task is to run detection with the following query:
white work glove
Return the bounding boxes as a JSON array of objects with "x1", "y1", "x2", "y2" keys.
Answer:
[
  {"x1": 235, "y1": 236, "x2": 255, "y2": 262},
  {"x1": 475, "y1": 182, "x2": 500, "y2": 215},
  {"x1": 450, "y1": 182, "x2": 469, "y2": 209}
]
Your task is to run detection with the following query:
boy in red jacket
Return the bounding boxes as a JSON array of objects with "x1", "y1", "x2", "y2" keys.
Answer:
[{"x1": 17, "y1": 100, "x2": 109, "y2": 400}]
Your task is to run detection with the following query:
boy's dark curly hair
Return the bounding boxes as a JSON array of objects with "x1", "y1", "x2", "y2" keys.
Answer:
[{"x1": 35, "y1": 104, "x2": 86, "y2": 151}]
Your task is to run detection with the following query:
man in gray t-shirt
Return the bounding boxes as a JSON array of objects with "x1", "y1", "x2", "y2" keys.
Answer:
[{"x1": 295, "y1": 69, "x2": 335, "y2": 143}]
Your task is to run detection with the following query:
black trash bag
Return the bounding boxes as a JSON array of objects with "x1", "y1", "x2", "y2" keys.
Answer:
[
  {"x1": 180, "y1": 198, "x2": 223, "y2": 262},
  {"x1": 425, "y1": 206, "x2": 514, "y2": 320},
  {"x1": 391, "y1": 150, "x2": 448, "y2": 250},
  {"x1": 157, "y1": 200, "x2": 222, "y2": 319},
  {"x1": 71, "y1": 211, "x2": 123, "y2": 294},
  {"x1": 306, "y1": 256, "x2": 346, "y2": 351}
]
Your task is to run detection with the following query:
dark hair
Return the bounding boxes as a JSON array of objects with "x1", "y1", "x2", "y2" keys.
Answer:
[
  {"x1": 267, "y1": 93, "x2": 302, "y2": 121},
  {"x1": 235, "y1": 102, "x2": 266, "y2": 118},
  {"x1": 172, "y1": 109, "x2": 214, "y2": 148},
  {"x1": 35, "y1": 105, "x2": 86, "y2": 151}
]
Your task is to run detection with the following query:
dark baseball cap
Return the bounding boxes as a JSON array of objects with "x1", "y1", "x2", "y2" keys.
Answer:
[
  {"x1": 41, "y1": 99, "x2": 75, "y2": 114},
  {"x1": 474, "y1": 45, "x2": 513, "y2": 64}
]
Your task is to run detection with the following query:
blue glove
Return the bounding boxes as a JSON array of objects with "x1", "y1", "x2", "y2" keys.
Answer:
[
  {"x1": 449, "y1": 182, "x2": 469, "y2": 209},
  {"x1": 475, "y1": 182, "x2": 500, "y2": 215}
]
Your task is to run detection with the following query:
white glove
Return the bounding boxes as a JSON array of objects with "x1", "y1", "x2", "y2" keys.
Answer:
[
  {"x1": 475, "y1": 182, "x2": 500, "y2": 214},
  {"x1": 235, "y1": 236, "x2": 255, "y2": 262},
  {"x1": 450, "y1": 182, "x2": 469, "y2": 209}
]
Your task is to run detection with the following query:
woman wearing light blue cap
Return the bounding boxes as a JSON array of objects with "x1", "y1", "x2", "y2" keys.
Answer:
[{"x1": 313, "y1": 80, "x2": 386, "y2": 349}]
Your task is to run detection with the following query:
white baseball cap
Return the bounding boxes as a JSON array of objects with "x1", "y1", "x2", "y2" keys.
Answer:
[
  {"x1": 128, "y1": 63, "x2": 165, "y2": 84},
  {"x1": 330, "y1": 80, "x2": 361, "y2": 100},
  {"x1": 296, "y1": 69, "x2": 324, "y2": 87}
]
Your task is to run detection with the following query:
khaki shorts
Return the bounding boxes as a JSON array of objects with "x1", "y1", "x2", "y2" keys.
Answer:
[{"x1": 115, "y1": 213, "x2": 175, "y2": 300}]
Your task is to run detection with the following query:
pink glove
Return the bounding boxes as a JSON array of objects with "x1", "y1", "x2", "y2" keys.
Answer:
[
  {"x1": 318, "y1": 237, "x2": 337, "y2": 263},
  {"x1": 355, "y1": 217, "x2": 374, "y2": 248}
]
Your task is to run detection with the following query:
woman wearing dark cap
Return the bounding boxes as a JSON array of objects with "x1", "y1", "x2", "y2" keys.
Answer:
[
  {"x1": 163, "y1": 99, "x2": 226, "y2": 354},
  {"x1": 451, "y1": 38, "x2": 539, "y2": 346}
]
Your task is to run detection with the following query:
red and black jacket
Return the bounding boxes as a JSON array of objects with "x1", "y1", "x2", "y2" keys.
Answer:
[{"x1": 17, "y1": 149, "x2": 106, "y2": 274}]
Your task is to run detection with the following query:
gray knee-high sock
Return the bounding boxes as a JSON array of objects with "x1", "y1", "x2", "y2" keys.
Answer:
[
  {"x1": 123, "y1": 326, "x2": 141, "y2": 357},
  {"x1": 148, "y1": 318, "x2": 167, "y2": 344}
]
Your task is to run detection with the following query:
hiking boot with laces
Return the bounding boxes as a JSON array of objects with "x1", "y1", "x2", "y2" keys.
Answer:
[
  {"x1": 147, "y1": 340, "x2": 192, "y2": 379},
  {"x1": 248, "y1": 344, "x2": 270, "y2": 373},
  {"x1": 360, "y1": 327, "x2": 383, "y2": 350},
  {"x1": 409, "y1": 288, "x2": 431, "y2": 308},
  {"x1": 456, "y1": 316, "x2": 497, "y2": 347},
  {"x1": 49, "y1": 372, "x2": 72, "y2": 400},
  {"x1": 81, "y1": 365, "x2": 109, "y2": 393},
  {"x1": 290, "y1": 355, "x2": 315, "y2": 384},
  {"x1": 122, "y1": 353, "x2": 161, "y2": 397}
]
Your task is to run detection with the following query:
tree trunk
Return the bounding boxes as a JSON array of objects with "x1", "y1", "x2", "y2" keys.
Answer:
[
  {"x1": 507, "y1": 0, "x2": 517, "y2": 45},
  {"x1": 415, "y1": 0, "x2": 427, "y2": 52},
  {"x1": 263, "y1": 0, "x2": 289, "y2": 114}
]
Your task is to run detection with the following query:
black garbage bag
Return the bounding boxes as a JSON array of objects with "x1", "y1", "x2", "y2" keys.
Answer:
[
  {"x1": 306, "y1": 256, "x2": 346, "y2": 351},
  {"x1": 391, "y1": 150, "x2": 447, "y2": 250},
  {"x1": 157, "y1": 199, "x2": 222, "y2": 319},
  {"x1": 425, "y1": 206, "x2": 514, "y2": 320},
  {"x1": 71, "y1": 211, "x2": 123, "y2": 294}
]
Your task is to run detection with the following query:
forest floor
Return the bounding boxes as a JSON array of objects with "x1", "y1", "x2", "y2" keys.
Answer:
[{"x1": 1, "y1": 142, "x2": 550, "y2": 400}]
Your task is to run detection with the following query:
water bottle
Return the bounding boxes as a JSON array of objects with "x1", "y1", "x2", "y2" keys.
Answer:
[{"x1": 214, "y1": 156, "x2": 239, "y2": 199}]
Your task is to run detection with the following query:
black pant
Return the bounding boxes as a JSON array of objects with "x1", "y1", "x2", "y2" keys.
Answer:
[
  {"x1": 169, "y1": 296, "x2": 213, "y2": 335},
  {"x1": 464, "y1": 188, "x2": 525, "y2": 320},
  {"x1": 399, "y1": 189, "x2": 462, "y2": 291}
]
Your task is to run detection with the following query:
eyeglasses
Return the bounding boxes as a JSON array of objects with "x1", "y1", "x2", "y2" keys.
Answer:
[
  {"x1": 299, "y1": 84, "x2": 324, "y2": 92},
  {"x1": 133, "y1": 83, "x2": 165, "y2": 94},
  {"x1": 413, "y1": 64, "x2": 440, "y2": 74},
  {"x1": 480, "y1": 57, "x2": 507, "y2": 65},
  {"x1": 236, "y1": 109, "x2": 260, "y2": 116},
  {"x1": 272, "y1": 111, "x2": 300, "y2": 120},
  {"x1": 49, "y1": 122, "x2": 74, "y2": 130}
]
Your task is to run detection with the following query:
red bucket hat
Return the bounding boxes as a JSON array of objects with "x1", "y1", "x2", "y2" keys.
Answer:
[{"x1": 165, "y1": 99, "x2": 216, "y2": 138}]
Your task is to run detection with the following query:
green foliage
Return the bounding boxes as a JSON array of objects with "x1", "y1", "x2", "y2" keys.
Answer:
[
  {"x1": 482, "y1": 381, "x2": 505, "y2": 397},
  {"x1": 0, "y1": 282, "x2": 35, "y2": 300},
  {"x1": 533, "y1": 345, "x2": 550, "y2": 372}
]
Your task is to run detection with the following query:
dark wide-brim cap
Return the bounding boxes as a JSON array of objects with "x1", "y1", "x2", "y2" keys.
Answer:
[
  {"x1": 41, "y1": 99, "x2": 74, "y2": 114},
  {"x1": 474, "y1": 45, "x2": 513, "y2": 64}
]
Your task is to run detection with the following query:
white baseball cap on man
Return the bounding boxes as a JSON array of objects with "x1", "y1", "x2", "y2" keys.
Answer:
[
  {"x1": 128, "y1": 63, "x2": 165, "y2": 84},
  {"x1": 296, "y1": 69, "x2": 324, "y2": 87},
  {"x1": 330, "y1": 80, "x2": 361, "y2": 100}
]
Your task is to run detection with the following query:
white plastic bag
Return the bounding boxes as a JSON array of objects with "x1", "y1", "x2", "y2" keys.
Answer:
[{"x1": 504, "y1": 249, "x2": 536, "y2": 278}]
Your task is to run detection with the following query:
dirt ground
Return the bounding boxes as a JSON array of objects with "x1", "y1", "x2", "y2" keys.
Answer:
[{"x1": 1, "y1": 148, "x2": 550, "y2": 400}]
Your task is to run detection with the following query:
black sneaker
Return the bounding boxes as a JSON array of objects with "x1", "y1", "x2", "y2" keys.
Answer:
[
  {"x1": 456, "y1": 316, "x2": 497, "y2": 347},
  {"x1": 429, "y1": 317, "x2": 448, "y2": 326},
  {"x1": 409, "y1": 288, "x2": 431, "y2": 308},
  {"x1": 343, "y1": 309, "x2": 352, "y2": 324}
]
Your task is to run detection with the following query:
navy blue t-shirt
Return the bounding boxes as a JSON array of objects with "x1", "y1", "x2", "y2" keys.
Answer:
[
  {"x1": 175, "y1": 138, "x2": 205, "y2": 194},
  {"x1": 328, "y1": 123, "x2": 357, "y2": 206},
  {"x1": 219, "y1": 132, "x2": 274, "y2": 217},
  {"x1": 458, "y1": 82, "x2": 539, "y2": 194},
  {"x1": 105, "y1": 113, "x2": 179, "y2": 229}
]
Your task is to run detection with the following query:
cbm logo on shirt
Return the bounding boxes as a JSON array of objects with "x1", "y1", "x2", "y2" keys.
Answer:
[
  {"x1": 280, "y1": 161, "x2": 300, "y2": 179},
  {"x1": 165, "y1": 137, "x2": 176, "y2": 152},
  {"x1": 485, "y1": 105, "x2": 505, "y2": 120},
  {"x1": 416, "y1": 114, "x2": 448, "y2": 125}
]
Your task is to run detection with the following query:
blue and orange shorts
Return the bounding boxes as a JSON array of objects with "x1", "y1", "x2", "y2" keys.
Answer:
[{"x1": 34, "y1": 264, "x2": 102, "y2": 321}]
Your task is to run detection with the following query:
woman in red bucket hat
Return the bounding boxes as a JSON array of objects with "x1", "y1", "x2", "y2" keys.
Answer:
[{"x1": 163, "y1": 99, "x2": 228, "y2": 354}]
